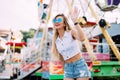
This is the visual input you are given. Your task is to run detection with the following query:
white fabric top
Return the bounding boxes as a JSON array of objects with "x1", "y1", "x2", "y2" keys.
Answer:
[{"x1": 55, "y1": 30, "x2": 81, "y2": 60}]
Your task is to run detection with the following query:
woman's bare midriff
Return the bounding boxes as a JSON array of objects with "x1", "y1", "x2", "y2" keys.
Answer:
[{"x1": 65, "y1": 53, "x2": 82, "y2": 63}]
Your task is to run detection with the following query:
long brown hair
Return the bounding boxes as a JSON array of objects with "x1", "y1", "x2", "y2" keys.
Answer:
[{"x1": 51, "y1": 14, "x2": 73, "y2": 60}]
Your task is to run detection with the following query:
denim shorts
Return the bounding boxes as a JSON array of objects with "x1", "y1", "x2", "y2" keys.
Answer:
[{"x1": 64, "y1": 58, "x2": 90, "y2": 78}]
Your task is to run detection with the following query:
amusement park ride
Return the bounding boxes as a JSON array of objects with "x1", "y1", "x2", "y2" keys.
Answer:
[{"x1": 0, "y1": 0, "x2": 120, "y2": 80}]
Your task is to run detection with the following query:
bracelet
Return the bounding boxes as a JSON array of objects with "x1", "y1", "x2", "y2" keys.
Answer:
[{"x1": 74, "y1": 22, "x2": 79, "y2": 25}]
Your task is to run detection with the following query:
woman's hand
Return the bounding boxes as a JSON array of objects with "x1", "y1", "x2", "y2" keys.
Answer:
[{"x1": 69, "y1": 6, "x2": 80, "y2": 23}]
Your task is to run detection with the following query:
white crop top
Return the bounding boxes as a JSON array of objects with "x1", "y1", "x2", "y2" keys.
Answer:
[{"x1": 55, "y1": 30, "x2": 81, "y2": 60}]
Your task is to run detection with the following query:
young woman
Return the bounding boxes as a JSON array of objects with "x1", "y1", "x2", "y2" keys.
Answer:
[{"x1": 51, "y1": 9, "x2": 90, "y2": 80}]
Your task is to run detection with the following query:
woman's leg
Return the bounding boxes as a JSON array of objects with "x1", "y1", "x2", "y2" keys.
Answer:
[
  {"x1": 76, "y1": 77, "x2": 89, "y2": 80},
  {"x1": 64, "y1": 78, "x2": 74, "y2": 80}
]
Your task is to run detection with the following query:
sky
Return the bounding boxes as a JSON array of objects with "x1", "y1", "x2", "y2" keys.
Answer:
[
  {"x1": 0, "y1": 0, "x2": 120, "y2": 31},
  {"x1": 0, "y1": 0, "x2": 39, "y2": 31}
]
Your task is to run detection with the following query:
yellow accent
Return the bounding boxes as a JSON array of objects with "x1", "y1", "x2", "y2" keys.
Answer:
[
  {"x1": 78, "y1": 17, "x2": 87, "y2": 25},
  {"x1": 101, "y1": 27, "x2": 120, "y2": 61},
  {"x1": 10, "y1": 46, "x2": 22, "y2": 49},
  {"x1": 93, "y1": 61, "x2": 101, "y2": 65},
  {"x1": 106, "y1": 22, "x2": 111, "y2": 28}
]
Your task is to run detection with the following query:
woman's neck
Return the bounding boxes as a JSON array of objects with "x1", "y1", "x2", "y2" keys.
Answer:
[{"x1": 58, "y1": 29, "x2": 65, "y2": 39}]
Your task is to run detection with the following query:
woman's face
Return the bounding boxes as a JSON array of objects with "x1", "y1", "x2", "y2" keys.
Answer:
[{"x1": 53, "y1": 16, "x2": 65, "y2": 30}]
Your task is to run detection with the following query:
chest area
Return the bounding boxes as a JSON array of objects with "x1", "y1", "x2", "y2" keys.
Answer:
[{"x1": 56, "y1": 36, "x2": 75, "y2": 52}]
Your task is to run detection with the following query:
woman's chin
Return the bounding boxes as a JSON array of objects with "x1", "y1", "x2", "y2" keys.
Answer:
[{"x1": 55, "y1": 26, "x2": 61, "y2": 29}]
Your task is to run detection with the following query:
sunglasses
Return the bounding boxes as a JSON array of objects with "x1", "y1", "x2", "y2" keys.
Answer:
[{"x1": 53, "y1": 18, "x2": 63, "y2": 23}]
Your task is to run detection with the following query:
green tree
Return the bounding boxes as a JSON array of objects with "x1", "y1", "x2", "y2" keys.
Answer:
[{"x1": 20, "y1": 28, "x2": 36, "y2": 42}]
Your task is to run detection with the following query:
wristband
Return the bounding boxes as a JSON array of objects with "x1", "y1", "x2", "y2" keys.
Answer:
[{"x1": 74, "y1": 22, "x2": 79, "y2": 25}]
